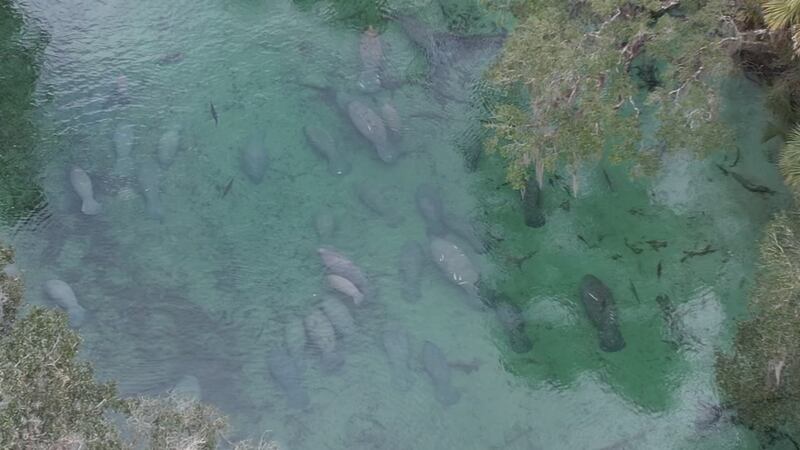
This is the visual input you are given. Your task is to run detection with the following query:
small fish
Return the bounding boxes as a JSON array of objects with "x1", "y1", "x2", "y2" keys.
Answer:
[
  {"x1": 729, "y1": 147, "x2": 740, "y2": 168},
  {"x1": 645, "y1": 240, "x2": 668, "y2": 251},
  {"x1": 602, "y1": 168, "x2": 614, "y2": 192},
  {"x1": 629, "y1": 280, "x2": 641, "y2": 303},
  {"x1": 210, "y1": 101, "x2": 218, "y2": 126},
  {"x1": 657, "y1": 260, "x2": 662, "y2": 279},
  {"x1": 577, "y1": 235, "x2": 593, "y2": 249},
  {"x1": 221, "y1": 177, "x2": 234, "y2": 198},
  {"x1": 680, "y1": 244, "x2": 717, "y2": 263}
]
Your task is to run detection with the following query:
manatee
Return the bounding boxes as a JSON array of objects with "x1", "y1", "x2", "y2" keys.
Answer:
[
  {"x1": 442, "y1": 212, "x2": 488, "y2": 254},
  {"x1": 267, "y1": 346, "x2": 311, "y2": 410},
  {"x1": 495, "y1": 300, "x2": 533, "y2": 353},
  {"x1": 113, "y1": 123, "x2": 135, "y2": 176},
  {"x1": 356, "y1": 183, "x2": 403, "y2": 227},
  {"x1": 429, "y1": 237, "x2": 480, "y2": 298},
  {"x1": 2, "y1": 263, "x2": 20, "y2": 278},
  {"x1": 284, "y1": 318, "x2": 308, "y2": 364},
  {"x1": 383, "y1": 325, "x2": 415, "y2": 391},
  {"x1": 70, "y1": 167, "x2": 102, "y2": 216},
  {"x1": 304, "y1": 125, "x2": 351, "y2": 176},
  {"x1": 347, "y1": 100, "x2": 397, "y2": 163},
  {"x1": 357, "y1": 67, "x2": 382, "y2": 94},
  {"x1": 240, "y1": 135, "x2": 269, "y2": 184},
  {"x1": 317, "y1": 247, "x2": 370, "y2": 296},
  {"x1": 422, "y1": 341, "x2": 460, "y2": 406},
  {"x1": 415, "y1": 183, "x2": 447, "y2": 236},
  {"x1": 43, "y1": 279, "x2": 86, "y2": 327},
  {"x1": 380, "y1": 101, "x2": 402, "y2": 138},
  {"x1": 358, "y1": 26, "x2": 383, "y2": 93},
  {"x1": 522, "y1": 177, "x2": 545, "y2": 228},
  {"x1": 326, "y1": 274, "x2": 365, "y2": 306},
  {"x1": 170, "y1": 375, "x2": 202, "y2": 402},
  {"x1": 579, "y1": 275, "x2": 625, "y2": 352},
  {"x1": 313, "y1": 209, "x2": 337, "y2": 242},
  {"x1": 137, "y1": 159, "x2": 164, "y2": 221},
  {"x1": 398, "y1": 241, "x2": 424, "y2": 302},
  {"x1": 304, "y1": 308, "x2": 344, "y2": 371},
  {"x1": 319, "y1": 296, "x2": 355, "y2": 337},
  {"x1": 157, "y1": 126, "x2": 181, "y2": 169}
]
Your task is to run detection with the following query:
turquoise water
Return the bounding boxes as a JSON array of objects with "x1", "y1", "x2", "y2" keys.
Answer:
[{"x1": 0, "y1": 0, "x2": 792, "y2": 448}]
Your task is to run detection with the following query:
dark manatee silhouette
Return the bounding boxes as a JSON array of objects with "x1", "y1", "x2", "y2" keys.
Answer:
[
  {"x1": 522, "y1": 176, "x2": 545, "y2": 228},
  {"x1": 579, "y1": 275, "x2": 625, "y2": 352},
  {"x1": 479, "y1": 285, "x2": 532, "y2": 353},
  {"x1": 382, "y1": 325, "x2": 415, "y2": 391},
  {"x1": 137, "y1": 159, "x2": 164, "y2": 221},
  {"x1": 391, "y1": 13, "x2": 506, "y2": 103},
  {"x1": 304, "y1": 125, "x2": 351, "y2": 176},
  {"x1": 442, "y1": 211, "x2": 488, "y2": 254},
  {"x1": 415, "y1": 183, "x2": 447, "y2": 236},
  {"x1": 422, "y1": 340, "x2": 460, "y2": 406},
  {"x1": 267, "y1": 346, "x2": 311, "y2": 410},
  {"x1": 398, "y1": 241, "x2": 424, "y2": 303},
  {"x1": 240, "y1": 134, "x2": 269, "y2": 184},
  {"x1": 356, "y1": 183, "x2": 404, "y2": 227}
]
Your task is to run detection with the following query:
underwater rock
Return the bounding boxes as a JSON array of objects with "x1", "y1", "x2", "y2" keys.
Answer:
[
  {"x1": 522, "y1": 177, "x2": 545, "y2": 228},
  {"x1": 70, "y1": 167, "x2": 102, "y2": 216},
  {"x1": 579, "y1": 275, "x2": 625, "y2": 352},
  {"x1": 422, "y1": 340, "x2": 460, "y2": 406},
  {"x1": 43, "y1": 279, "x2": 86, "y2": 327}
]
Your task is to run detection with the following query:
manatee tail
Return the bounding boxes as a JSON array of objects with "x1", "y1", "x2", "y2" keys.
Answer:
[
  {"x1": 321, "y1": 350, "x2": 345, "y2": 373},
  {"x1": 81, "y1": 199, "x2": 102, "y2": 216},
  {"x1": 68, "y1": 305, "x2": 87, "y2": 328}
]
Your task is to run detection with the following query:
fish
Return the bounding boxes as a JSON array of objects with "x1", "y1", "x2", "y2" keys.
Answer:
[
  {"x1": 383, "y1": 325, "x2": 415, "y2": 391},
  {"x1": 422, "y1": 341, "x2": 461, "y2": 406},
  {"x1": 495, "y1": 300, "x2": 533, "y2": 353},
  {"x1": 43, "y1": 279, "x2": 86, "y2": 327},
  {"x1": 69, "y1": 167, "x2": 102, "y2": 216},
  {"x1": 267, "y1": 346, "x2": 310, "y2": 410},
  {"x1": 326, "y1": 274, "x2": 365, "y2": 306},
  {"x1": 220, "y1": 177, "x2": 234, "y2": 199},
  {"x1": 210, "y1": 101, "x2": 218, "y2": 126},
  {"x1": 657, "y1": 261, "x2": 662, "y2": 279},
  {"x1": 629, "y1": 280, "x2": 641, "y2": 304},
  {"x1": 579, "y1": 275, "x2": 625, "y2": 352}
]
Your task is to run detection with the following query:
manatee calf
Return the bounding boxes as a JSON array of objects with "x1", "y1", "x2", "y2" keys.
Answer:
[
  {"x1": 579, "y1": 275, "x2": 625, "y2": 352},
  {"x1": 304, "y1": 125, "x2": 351, "y2": 176},
  {"x1": 326, "y1": 274, "x2": 365, "y2": 306},
  {"x1": 137, "y1": 160, "x2": 164, "y2": 221},
  {"x1": 240, "y1": 135, "x2": 269, "y2": 184},
  {"x1": 380, "y1": 101, "x2": 402, "y2": 139},
  {"x1": 398, "y1": 241, "x2": 424, "y2": 302},
  {"x1": 113, "y1": 123, "x2": 135, "y2": 176},
  {"x1": 304, "y1": 309, "x2": 344, "y2": 371},
  {"x1": 347, "y1": 100, "x2": 397, "y2": 163},
  {"x1": 43, "y1": 279, "x2": 86, "y2": 327},
  {"x1": 415, "y1": 183, "x2": 447, "y2": 236},
  {"x1": 383, "y1": 325, "x2": 415, "y2": 391},
  {"x1": 70, "y1": 167, "x2": 102, "y2": 216},
  {"x1": 157, "y1": 126, "x2": 181, "y2": 169},
  {"x1": 422, "y1": 341, "x2": 460, "y2": 406},
  {"x1": 313, "y1": 209, "x2": 337, "y2": 241},
  {"x1": 170, "y1": 375, "x2": 202, "y2": 402},
  {"x1": 319, "y1": 296, "x2": 355, "y2": 337},
  {"x1": 356, "y1": 183, "x2": 403, "y2": 227},
  {"x1": 317, "y1": 247, "x2": 370, "y2": 296},
  {"x1": 429, "y1": 237, "x2": 480, "y2": 299},
  {"x1": 267, "y1": 346, "x2": 311, "y2": 410},
  {"x1": 522, "y1": 177, "x2": 545, "y2": 228}
]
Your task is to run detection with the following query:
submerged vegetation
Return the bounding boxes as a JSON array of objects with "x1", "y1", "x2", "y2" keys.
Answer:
[{"x1": 0, "y1": 246, "x2": 279, "y2": 449}]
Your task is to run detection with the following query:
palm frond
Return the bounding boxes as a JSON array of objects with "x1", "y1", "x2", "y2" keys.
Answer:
[
  {"x1": 763, "y1": 0, "x2": 800, "y2": 30},
  {"x1": 779, "y1": 124, "x2": 800, "y2": 192}
]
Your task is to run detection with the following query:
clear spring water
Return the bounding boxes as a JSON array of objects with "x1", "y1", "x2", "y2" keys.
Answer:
[{"x1": 1, "y1": 0, "x2": 792, "y2": 448}]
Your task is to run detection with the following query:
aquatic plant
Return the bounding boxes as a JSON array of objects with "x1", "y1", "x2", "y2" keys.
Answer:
[
  {"x1": 716, "y1": 212, "x2": 800, "y2": 440},
  {"x1": 0, "y1": 245, "x2": 279, "y2": 449},
  {"x1": 482, "y1": 0, "x2": 742, "y2": 191}
]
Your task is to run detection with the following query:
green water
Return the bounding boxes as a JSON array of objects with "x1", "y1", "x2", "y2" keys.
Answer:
[{"x1": 0, "y1": 0, "x2": 791, "y2": 448}]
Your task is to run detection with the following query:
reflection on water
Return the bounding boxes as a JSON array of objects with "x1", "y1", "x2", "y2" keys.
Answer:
[{"x1": 0, "y1": 0, "x2": 790, "y2": 448}]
